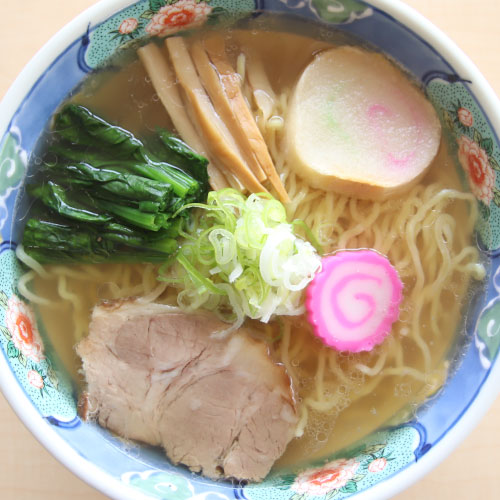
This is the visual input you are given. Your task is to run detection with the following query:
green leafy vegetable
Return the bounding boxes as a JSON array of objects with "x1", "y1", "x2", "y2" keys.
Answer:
[
  {"x1": 93, "y1": 198, "x2": 166, "y2": 231},
  {"x1": 27, "y1": 182, "x2": 111, "y2": 224},
  {"x1": 23, "y1": 219, "x2": 98, "y2": 255},
  {"x1": 54, "y1": 104, "x2": 144, "y2": 159},
  {"x1": 53, "y1": 106, "x2": 201, "y2": 198},
  {"x1": 22, "y1": 105, "x2": 209, "y2": 264},
  {"x1": 46, "y1": 162, "x2": 174, "y2": 206},
  {"x1": 156, "y1": 129, "x2": 209, "y2": 189}
]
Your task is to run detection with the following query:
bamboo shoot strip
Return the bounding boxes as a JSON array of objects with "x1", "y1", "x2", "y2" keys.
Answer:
[
  {"x1": 203, "y1": 36, "x2": 290, "y2": 203},
  {"x1": 137, "y1": 44, "x2": 204, "y2": 153},
  {"x1": 191, "y1": 40, "x2": 267, "y2": 183},
  {"x1": 137, "y1": 43, "x2": 230, "y2": 192},
  {"x1": 165, "y1": 37, "x2": 268, "y2": 195},
  {"x1": 224, "y1": 170, "x2": 246, "y2": 191},
  {"x1": 244, "y1": 47, "x2": 277, "y2": 123}
]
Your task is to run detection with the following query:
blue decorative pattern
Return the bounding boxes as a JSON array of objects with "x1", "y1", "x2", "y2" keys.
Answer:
[{"x1": 45, "y1": 416, "x2": 82, "y2": 429}]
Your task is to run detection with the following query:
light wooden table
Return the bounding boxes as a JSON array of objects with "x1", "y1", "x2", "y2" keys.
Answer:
[{"x1": 1, "y1": 1, "x2": 500, "y2": 498}]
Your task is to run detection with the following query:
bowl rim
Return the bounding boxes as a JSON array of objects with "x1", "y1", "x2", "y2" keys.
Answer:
[{"x1": 1, "y1": 0, "x2": 500, "y2": 499}]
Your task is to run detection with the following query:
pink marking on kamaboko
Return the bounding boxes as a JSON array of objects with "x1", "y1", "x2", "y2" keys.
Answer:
[
  {"x1": 367, "y1": 97, "x2": 421, "y2": 168},
  {"x1": 306, "y1": 250, "x2": 403, "y2": 352}
]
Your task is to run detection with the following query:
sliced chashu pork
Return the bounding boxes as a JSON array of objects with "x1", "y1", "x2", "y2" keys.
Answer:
[{"x1": 77, "y1": 301, "x2": 297, "y2": 481}]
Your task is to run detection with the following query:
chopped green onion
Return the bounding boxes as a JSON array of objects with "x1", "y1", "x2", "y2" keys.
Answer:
[{"x1": 161, "y1": 189, "x2": 322, "y2": 331}]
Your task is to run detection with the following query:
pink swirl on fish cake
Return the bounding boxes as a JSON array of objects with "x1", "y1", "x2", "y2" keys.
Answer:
[{"x1": 306, "y1": 250, "x2": 403, "y2": 352}]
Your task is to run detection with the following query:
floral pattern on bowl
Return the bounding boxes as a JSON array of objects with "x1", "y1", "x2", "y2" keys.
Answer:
[
  {"x1": 3, "y1": 294, "x2": 44, "y2": 365},
  {"x1": 85, "y1": 0, "x2": 256, "y2": 67},
  {"x1": 117, "y1": 424, "x2": 420, "y2": 500},
  {"x1": 144, "y1": 0, "x2": 213, "y2": 36},
  {"x1": 0, "y1": 250, "x2": 77, "y2": 420},
  {"x1": 243, "y1": 424, "x2": 421, "y2": 500},
  {"x1": 286, "y1": 456, "x2": 384, "y2": 498},
  {"x1": 427, "y1": 79, "x2": 500, "y2": 250}
]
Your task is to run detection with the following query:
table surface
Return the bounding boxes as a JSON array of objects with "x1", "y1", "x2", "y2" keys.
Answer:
[{"x1": 1, "y1": 0, "x2": 500, "y2": 498}]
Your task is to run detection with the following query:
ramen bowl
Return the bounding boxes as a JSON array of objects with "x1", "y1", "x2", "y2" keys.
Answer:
[{"x1": 1, "y1": 0, "x2": 500, "y2": 498}]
